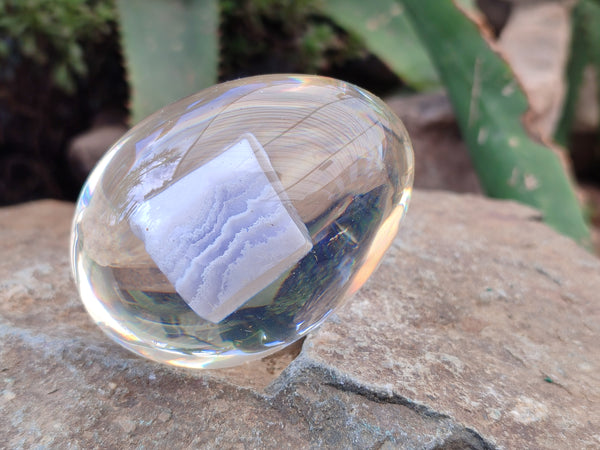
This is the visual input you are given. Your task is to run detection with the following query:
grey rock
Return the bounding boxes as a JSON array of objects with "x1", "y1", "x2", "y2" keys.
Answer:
[
  {"x1": 68, "y1": 123, "x2": 128, "y2": 184},
  {"x1": 1, "y1": 193, "x2": 599, "y2": 449},
  {"x1": 385, "y1": 93, "x2": 482, "y2": 194}
]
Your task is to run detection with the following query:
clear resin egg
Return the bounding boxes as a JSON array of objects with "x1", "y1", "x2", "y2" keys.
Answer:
[{"x1": 71, "y1": 74, "x2": 414, "y2": 369}]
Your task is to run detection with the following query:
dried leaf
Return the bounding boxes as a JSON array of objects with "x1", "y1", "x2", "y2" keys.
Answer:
[{"x1": 399, "y1": 0, "x2": 591, "y2": 247}]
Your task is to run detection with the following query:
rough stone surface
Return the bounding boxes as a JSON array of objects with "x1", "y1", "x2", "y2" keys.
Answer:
[{"x1": 1, "y1": 194, "x2": 599, "y2": 449}]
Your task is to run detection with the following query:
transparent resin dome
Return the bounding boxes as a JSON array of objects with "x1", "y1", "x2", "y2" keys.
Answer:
[{"x1": 71, "y1": 74, "x2": 414, "y2": 369}]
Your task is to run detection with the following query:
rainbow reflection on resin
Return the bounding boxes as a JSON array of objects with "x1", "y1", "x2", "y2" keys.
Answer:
[{"x1": 71, "y1": 74, "x2": 414, "y2": 369}]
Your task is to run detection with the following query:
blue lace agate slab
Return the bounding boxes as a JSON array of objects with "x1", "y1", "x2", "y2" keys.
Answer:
[{"x1": 129, "y1": 136, "x2": 312, "y2": 323}]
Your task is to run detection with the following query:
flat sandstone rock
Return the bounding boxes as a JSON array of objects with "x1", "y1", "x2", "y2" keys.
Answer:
[{"x1": 0, "y1": 192, "x2": 598, "y2": 449}]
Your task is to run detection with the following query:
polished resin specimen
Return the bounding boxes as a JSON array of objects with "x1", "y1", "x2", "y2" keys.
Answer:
[
  {"x1": 71, "y1": 74, "x2": 414, "y2": 369},
  {"x1": 128, "y1": 136, "x2": 312, "y2": 323}
]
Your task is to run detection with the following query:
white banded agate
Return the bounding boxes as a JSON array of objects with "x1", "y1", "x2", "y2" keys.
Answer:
[{"x1": 129, "y1": 136, "x2": 312, "y2": 323}]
